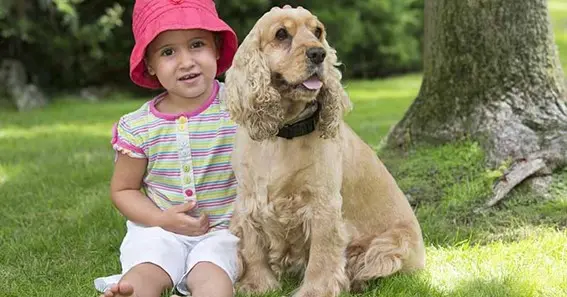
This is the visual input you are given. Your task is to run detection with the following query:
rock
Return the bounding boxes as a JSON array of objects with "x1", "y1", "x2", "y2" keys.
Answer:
[
  {"x1": 0, "y1": 59, "x2": 48, "y2": 111},
  {"x1": 0, "y1": 59, "x2": 26, "y2": 89},
  {"x1": 79, "y1": 85, "x2": 112, "y2": 102},
  {"x1": 13, "y1": 84, "x2": 48, "y2": 111},
  {"x1": 525, "y1": 175, "x2": 553, "y2": 199}
]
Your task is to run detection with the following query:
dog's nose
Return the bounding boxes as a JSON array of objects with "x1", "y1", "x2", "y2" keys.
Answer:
[{"x1": 306, "y1": 47, "x2": 326, "y2": 64}]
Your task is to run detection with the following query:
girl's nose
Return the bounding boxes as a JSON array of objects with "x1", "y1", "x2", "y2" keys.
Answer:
[{"x1": 178, "y1": 49, "x2": 195, "y2": 69}]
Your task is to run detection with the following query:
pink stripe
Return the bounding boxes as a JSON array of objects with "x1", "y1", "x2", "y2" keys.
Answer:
[
  {"x1": 151, "y1": 171, "x2": 180, "y2": 177},
  {"x1": 193, "y1": 164, "x2": 232, "y2": 174},
  {"x1": 199, "y1": 199, "x2": 236, "y2": 208},
  {"x1": 146, "y1": 136, "x2": 178, "y2": 147},
  {"x1": 193, "y1": 116, "x2": 228, "y2": 123},
  {"x1": 111, "y1": 123, "x2": 118, "y2": 144},
  {"x1": 149, "y1": 154, "x2": 179, "y2": 162},
  {"x1": 190, "y1": 130, "x2": 236, "y2": 139},
  {"x1": 191, "y1": 113, "x2": 229, "y2": 121},
  {"x1": 146, "y1": 182, "x2": 180, "y2": 192},
  {"x1": 114, "y1": 139, "x2": 145, "y2": 155},
  {"x1": 146, "y1": 121, "x2": 170, "y2": 129},
  {"x1": 129, "y1": 109, "x2": 148, "y2": 121},
  {"x1": 150, "y1": 81, "x2": 219, "y2": 120},
  {"x1": 145, "y1": 188, "x2": 173, "y2": 203},
  {"x1": 192, "y1": 147, "x2": 233, "y2": 157},
  {"x1": 197, "y1": 181, "x2": 237, "y2": 191}
]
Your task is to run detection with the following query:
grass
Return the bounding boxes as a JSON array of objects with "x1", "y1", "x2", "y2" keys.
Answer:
[
  {"x1": 3, "y1": 79, "x2": 566, "y2": 297},
  {"x1": 1, "y1": 2, "x2": 567, "y2": 297},
  {"x1": 550, "y1": 0, "x2": 567, "y2": 72}
]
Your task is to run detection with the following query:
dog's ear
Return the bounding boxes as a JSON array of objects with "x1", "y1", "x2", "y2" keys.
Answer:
[
  {"x1": 223, "y1": 28, "x2": 284, "y2": 141},
  {"x1": 317, "y1": 40, "x2": 352, "y2": 139}
]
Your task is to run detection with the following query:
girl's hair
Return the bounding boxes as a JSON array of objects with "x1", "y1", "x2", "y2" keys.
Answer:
[{"x1": 214, "y1": 32, "x2": 223, "y2": 52}]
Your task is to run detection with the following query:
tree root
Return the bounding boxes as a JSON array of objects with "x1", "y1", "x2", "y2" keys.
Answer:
[{"x1": 476, "y1": 156, "x2": 546, "y2": 212}]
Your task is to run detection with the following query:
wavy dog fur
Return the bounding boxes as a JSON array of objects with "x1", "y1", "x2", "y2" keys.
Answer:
[{"x1": 224, "y1": 6, "x2": 425, "y2": 297}]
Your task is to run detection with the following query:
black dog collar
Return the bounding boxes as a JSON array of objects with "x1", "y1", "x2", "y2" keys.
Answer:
[{"x1": 277, "y1": 102, "x2": 319, "y2": 140}]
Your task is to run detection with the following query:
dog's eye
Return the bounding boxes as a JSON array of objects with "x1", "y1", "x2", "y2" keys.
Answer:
[
  {"x1": 314, "y1": 27, "x2": 323, "y2": 39},
  {"x1": 275, "y1": 28, "x2": 289, "y2": 41}
]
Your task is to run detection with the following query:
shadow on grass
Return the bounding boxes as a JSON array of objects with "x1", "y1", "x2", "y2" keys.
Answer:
[{"x1": 376, "y1": 142, "x2": 567, "y2": 248}]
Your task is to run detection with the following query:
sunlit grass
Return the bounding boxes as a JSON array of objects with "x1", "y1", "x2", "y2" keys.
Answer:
[
  {"x1": 2, "y1": 73, "x2": 566, "y2": 297},
  {"x1": 1, "y1": 3, "x2": 566, "y2": 297},
  {"x1": 550, "y1": 0, "x2": 567, "y2": 72}
]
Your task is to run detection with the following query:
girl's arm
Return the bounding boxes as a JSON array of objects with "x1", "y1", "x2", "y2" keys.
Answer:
[
  {"x1": 110, "y1": 153, "x2": 164, "y2": 226},
  {"x1": 110, "y1": 153, "x2": 209, "y2": 235}
]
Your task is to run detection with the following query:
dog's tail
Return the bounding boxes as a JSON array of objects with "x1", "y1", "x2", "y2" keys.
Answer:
[{"x1": 345, "y1": 222, "x2": 425, "y2": 291}]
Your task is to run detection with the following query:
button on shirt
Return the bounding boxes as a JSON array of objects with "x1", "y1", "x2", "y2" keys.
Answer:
[{"x1": 110, "y1": 81, "x2": 237, "y2": 231}]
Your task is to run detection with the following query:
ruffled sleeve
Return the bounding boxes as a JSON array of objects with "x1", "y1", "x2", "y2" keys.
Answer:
[{"x1": 111, "y1": 117, "x2": 146, "y2": 159}]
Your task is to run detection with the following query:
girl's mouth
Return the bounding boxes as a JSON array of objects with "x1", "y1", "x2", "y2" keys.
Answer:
[{"x1": 179, "y1": 73, "x2": 200, "y2": 81}]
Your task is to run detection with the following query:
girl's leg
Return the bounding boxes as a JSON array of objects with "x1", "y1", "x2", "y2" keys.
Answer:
[
  {"x1": 179, "y1": 230, "x2": 239, "y2": 297},
  {"x1": 101, "y1": 263, "x2": 173, "y2": 297},
  {"x1": 98, "y1": 221, "x2": 187, "y2": 297},
  {"x1": 186, "y1": 262, "x2": 233, "y2": 297}
]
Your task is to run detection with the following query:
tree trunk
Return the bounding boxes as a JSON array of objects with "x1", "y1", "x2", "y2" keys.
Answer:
[{"x1": 386, "y1": 0, "x2": 567, "y2": 205}]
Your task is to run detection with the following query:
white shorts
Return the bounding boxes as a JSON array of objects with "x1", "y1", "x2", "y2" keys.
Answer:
[{"x1": 94, "y1": 220, "x2": 240, "y2": 296}]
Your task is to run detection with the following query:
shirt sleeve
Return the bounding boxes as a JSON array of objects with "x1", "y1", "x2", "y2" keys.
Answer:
[{"x1": 110, "y1": 116, "x2": 146, "y2": 159}]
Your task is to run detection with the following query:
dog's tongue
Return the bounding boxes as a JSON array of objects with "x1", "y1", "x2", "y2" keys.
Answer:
[{"x1": 302, "y1": 76, "x2": 322, "y2": 90}]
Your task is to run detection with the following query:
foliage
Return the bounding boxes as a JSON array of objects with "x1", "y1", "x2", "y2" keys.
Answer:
[
  {"x1": 0, "y1": 0, "x2": 424, "y2": 91},
  {"x1": 0, "y1": 0, "x2": 126, "y2": 91}
]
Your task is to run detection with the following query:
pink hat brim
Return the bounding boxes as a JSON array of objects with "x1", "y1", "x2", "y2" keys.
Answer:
[{"x1": 129, "y1": 6, "x2": 238, "y2": 89}]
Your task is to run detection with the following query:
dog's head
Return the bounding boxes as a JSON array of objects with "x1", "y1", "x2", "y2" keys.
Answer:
[{"x1": 224, "y1": 6, "x2": 352, "y2": 141}]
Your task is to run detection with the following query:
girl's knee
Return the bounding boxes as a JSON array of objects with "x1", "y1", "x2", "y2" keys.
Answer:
[
  {"x1": 187, "y1": 262, "x2": 233, "y2": 297},
  {"x1": 125, "y1": 263, "x2": 173, "y2": 291}
]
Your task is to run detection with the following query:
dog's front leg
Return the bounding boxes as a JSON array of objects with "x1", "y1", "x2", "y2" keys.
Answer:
[
  {"x1": 294, "y1": 192, "x2": 350, "y2": 297},
  {"x1": 231, "y1": 197, "x2": 280, "y2": 294}
]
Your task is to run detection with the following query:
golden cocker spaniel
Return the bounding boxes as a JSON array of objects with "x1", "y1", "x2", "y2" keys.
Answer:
[{"x1": 223, "y1": 6, "x2": 426, "y2": 297}]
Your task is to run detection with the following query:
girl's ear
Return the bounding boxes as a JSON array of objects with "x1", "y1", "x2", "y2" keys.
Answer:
[{"x1": 145, "y1": 58, "x2": 156, "y2": 76}]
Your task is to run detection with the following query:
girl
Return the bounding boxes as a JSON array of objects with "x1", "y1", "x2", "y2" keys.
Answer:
[{"x1": 94, "y1": 0, "x2": 240, "y2": 296}]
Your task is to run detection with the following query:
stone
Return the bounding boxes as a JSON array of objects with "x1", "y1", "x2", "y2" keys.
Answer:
[
  {"x1": 0, "y1": 59, "x2": 48, "y2": 111},
  {"x1": 13, "y1": 84, "x2": 48, "y2": 111}
]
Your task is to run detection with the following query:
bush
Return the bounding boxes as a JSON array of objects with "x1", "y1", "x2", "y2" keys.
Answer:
[{"x1": 0, "y1": 0, "x2": 424, "y2": 92}]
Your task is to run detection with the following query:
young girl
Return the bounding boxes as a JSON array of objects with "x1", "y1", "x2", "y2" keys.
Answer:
[{"x1": 94, "y1": 0, "x2": 240, "y2": 296}]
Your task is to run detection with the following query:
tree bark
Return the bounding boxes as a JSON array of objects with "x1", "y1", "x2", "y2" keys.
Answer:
[{"x1": 386, "y1": 0, "x2": 567, "y2": 204}]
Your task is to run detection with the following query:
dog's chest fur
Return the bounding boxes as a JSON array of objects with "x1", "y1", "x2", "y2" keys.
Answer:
[
  {"x1": 248, "y1": 138, "x2": 326, "y2": 276},
  {"x1": 258, "y1": 190, "x2": 312, "y2": 276}
]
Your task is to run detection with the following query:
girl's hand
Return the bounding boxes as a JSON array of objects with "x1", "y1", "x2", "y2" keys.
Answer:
[{"x1": 158, "y1": 201, "x2": 209, "y2": 236}]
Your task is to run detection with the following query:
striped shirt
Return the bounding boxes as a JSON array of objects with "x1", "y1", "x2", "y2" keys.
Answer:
[{"x1": 111, "y1": 81, "x2": 237, "y2": 231}]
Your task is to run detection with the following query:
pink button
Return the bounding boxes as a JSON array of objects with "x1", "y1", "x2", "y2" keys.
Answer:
[{"x1": 184, "y1": 189, "x2": 194, "y2": 197}]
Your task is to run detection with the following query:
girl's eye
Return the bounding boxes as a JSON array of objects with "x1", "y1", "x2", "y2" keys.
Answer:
[
  {"x1": 161, "y1": 48, "x2": 174, "y2": 56},
  {"x1": 191, "y1": 41, "x2": 205, "y2": 49}
]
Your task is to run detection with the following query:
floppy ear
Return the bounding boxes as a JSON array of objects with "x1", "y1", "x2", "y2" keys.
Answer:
[
  {"x1": 223, "y1": 28, "x2": 284, "y2": 141},
  {"x1": 317, "y1": 40, "x2": 352, "y2": 139}
]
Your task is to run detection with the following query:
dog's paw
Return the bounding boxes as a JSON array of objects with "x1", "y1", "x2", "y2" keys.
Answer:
[
  {"x1": 350, "y1": 280, "x2": 369, "y2": 293},
  {"x1": 236, "y1": 272, "x2": 280, "y2": 295},
  {"x1": 293, "y1": 273, "x2": 349, "y2": 297},
  {"x1": 292, "y1": 286, "x2": 339, "y2": 297}
]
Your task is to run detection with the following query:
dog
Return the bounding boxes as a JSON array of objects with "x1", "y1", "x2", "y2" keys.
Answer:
[{"x1": 223, "y1": 5, "x2": 426, "y2": 297}]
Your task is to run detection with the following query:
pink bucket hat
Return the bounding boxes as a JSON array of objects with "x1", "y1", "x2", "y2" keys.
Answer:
[{"x1": 130, "y1": 0, "x2": 238, "y2": 89}]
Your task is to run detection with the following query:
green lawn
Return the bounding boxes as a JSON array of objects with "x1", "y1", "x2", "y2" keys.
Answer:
[
  {"x1": 1, "y1": 2, "x2": 567, "y2": 297},
  {"x1": 550, "y1": 0, "x2": 567, "y2": 72}
]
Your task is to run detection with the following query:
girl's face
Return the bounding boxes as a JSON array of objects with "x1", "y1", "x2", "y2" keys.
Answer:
[{"x1": 146, "y1": 29, "x2": 219, "y2": 102}]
